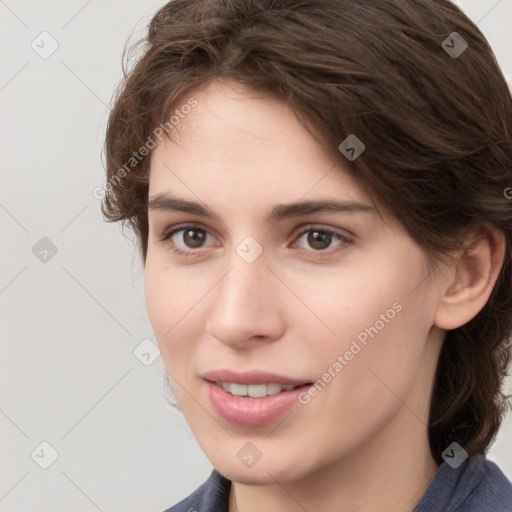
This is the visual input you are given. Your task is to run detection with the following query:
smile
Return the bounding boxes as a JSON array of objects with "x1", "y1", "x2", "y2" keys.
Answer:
[{"x1": 215, "y1": 381, "x2": 303, "y2": 397}]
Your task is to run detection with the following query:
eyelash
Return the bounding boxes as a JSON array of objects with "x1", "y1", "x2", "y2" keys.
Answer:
[{"x1": 159, "y1": 222, "x2": 353, "y2": 260}]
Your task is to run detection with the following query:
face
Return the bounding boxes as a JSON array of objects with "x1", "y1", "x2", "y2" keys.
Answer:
[{"x1": 144, "y1": 79, "x2": 446, "y2": 485}]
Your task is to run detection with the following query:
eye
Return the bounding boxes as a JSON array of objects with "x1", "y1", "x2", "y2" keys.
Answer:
[
  {"x1": 158, "y1": 223, "x2": 352, "y2": 259},
  {"x1": 292, "y1": 225, "x2": 352, "y2": 258},
  {"x1": 159, "y1": 223, "x2": 216, "y2": 257}
]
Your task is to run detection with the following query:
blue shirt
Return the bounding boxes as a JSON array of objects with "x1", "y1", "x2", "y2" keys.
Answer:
[{"x1": 163, "y1": 455, "x2": 512, "y2": 511}]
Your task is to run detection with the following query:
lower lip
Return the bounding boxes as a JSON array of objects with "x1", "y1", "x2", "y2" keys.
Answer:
[{"x1": 205, "y1": 380, "x2": 311, "y2": 427}]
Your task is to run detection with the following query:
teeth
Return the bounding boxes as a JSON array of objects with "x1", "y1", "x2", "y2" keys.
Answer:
[{"x1": 217, "y1": 382, "x2": 300, "y2": 397}]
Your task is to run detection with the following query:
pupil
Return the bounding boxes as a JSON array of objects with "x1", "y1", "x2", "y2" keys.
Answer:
[
  {"x1": 309, "y1": 231, "x2": 330, "y2": 250},
  {"x1": 184, "y1": 229, "x2": 205, "y2": 248}
]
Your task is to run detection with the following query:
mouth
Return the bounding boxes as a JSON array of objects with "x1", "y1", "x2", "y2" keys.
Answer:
[
  {"x1": 202, "y1": 369, "x2": 312, "y2": 388},
  {"x1": 212, "y1": 381, "x2": 308, "y2": 398},
  {"x1": 203, "y1": 377, "x2": 314, "y2": 427}
]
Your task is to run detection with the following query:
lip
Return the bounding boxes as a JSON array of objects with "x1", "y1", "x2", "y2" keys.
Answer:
[
  {"x1": 204, "y1": 380, "x2": 312, "y2": 427},
  {"x1": 202, "y1": 369, "x2": 311, "y2": 386}
]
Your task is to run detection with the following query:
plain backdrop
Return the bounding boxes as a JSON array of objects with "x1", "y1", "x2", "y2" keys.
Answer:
[{"x1": 1, "y1": 1, "x2": 511, "y2": 511}]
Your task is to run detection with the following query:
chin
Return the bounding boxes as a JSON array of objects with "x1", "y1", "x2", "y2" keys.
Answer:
[
  {"x1": 221, "y1": 465, "x2": 297, "y2": 486},
  {"x1": 211, "y1": 451, "x2": 311, "y2": 485}
]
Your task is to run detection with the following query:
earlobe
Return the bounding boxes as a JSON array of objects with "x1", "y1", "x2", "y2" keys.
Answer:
[{"x1": 434, "y1": 224, "x2": 506, "y2": 331}]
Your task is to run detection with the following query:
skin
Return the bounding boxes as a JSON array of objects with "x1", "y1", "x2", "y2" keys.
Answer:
[{"x1": 143, "y1": 79, "x2": 505, "y2": 511}]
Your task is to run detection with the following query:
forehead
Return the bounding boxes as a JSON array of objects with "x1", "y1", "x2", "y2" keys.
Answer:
[{"x1": 148, "y1": 79, "x2": 368, "y2": 205}]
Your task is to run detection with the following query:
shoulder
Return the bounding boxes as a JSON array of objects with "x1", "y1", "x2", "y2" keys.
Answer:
[
  {"x1": 414, "y1": 454, "x2": 512, "y2": 512},
  {"x1": 459, "y1": 456, "x2": 512, "y2": 511},
  {"x1": 161, "y1": 469, "x2": 231, "y2": 512}
]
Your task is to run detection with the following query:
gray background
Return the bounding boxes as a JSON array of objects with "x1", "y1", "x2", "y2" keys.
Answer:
[{"x1": 1, "y1": 1, "x2": 511, "y2": 511}]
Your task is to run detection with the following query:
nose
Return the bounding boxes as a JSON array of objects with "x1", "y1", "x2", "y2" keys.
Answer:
[{"x1": 204, "y1": 249, "x2": 285, "y2": 349}]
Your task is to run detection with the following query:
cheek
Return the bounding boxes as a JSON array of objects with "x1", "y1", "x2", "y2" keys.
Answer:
[
  {"x1": 304, "y1": 257, "x2": 429, "y2": 392},
  {"x1": 299, "y1": 304, "x2": 424, "y2": 451},
  {"x1": 144, "y1": 264, "x2": 214, "y2": 374},
  {"x1": 144, "y1": 256, "x2": 194, "y2": 334},
  {"x1": 304, "y1": 268, "x2": 402, "y2": 348},
  {"x1": 144, "y1": 266, "x2": 170, "y2": 339},
  {"x1": 144, "y1": 265, "x2": 188, "y2": 356}
]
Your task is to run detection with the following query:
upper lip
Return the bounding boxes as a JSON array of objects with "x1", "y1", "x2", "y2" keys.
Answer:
[{"x1": 202, "y1": 369, "x2": 312, "y2": 386}]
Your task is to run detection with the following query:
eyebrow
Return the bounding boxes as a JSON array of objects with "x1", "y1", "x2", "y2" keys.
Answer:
[{"x1": 147, "y1": 192, "x2": 377, "y2": 223}]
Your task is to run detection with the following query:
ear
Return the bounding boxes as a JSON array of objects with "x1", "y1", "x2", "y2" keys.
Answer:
[{"x1": 434, "y1": 222, "x2": 506, "y2": 330}]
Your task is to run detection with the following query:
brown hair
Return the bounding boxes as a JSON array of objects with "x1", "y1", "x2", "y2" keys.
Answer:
[{"x1": 102, "y1": 0, "x2": 512, "y2": 464}]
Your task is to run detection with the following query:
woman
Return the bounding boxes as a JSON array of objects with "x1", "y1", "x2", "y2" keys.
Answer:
[{"x1": 102, "y1": 0, "x2": 512, "y2": 510}]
